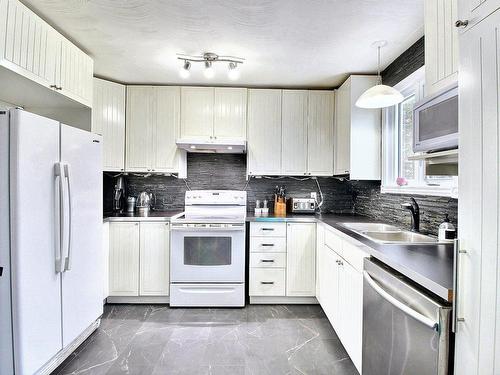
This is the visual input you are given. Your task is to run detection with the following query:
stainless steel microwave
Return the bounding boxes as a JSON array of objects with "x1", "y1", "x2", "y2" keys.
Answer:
[{"x1": 413, "y1": 84, "x2": 458, "y2": 153}]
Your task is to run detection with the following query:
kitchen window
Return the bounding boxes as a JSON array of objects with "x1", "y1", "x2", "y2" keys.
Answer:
[{"x1": 381, "y1": 66, "x2": 457, "y2": 197}]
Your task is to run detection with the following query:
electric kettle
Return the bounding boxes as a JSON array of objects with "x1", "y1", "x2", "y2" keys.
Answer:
[{"x1": 136, "y1": 191, "x2": 153, "y2": 213}]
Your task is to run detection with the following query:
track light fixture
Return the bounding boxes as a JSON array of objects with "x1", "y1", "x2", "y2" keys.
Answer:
[
  {"x1": 179, "y1": 60, "x2": 191, "y2": 79},
  {"x1": 177, "y1": 52, "x2": 244, "y2": 80}
]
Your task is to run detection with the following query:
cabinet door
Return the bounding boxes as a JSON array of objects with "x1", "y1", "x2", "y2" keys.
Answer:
[
  {"x1": 425, "y1": 0, "x2": 459, "y2": 96},
  {"x1": 321, "y1": 246, "x2": 340, "y2": 324},
  {"x1": 214, "y1": 87, "x2": 247, "y2": 140},
  {"x1": 109, "y1": 222, "x2": 140, "y2": 296},
  {"x1": 140, "y1": 222, "x2": 170, "y2": 296},
  {"x1": 153, "y1": 86, "x2": 180, "y2": 172},
  {"x1": 315, "y1": 224, "x2": 325, "y2": 301},
  {"x1": 281, "y1": 90, "x2": 308, "y2": 175},
  {"x1": 92, "y1": 78, "x2": 126, "y2": 171},
  {"x1": 2, "y1": 0, "x2": 59, "y2": 89},
  {"x1": 455, "y1": 12, "x2": 500, "y2": 375},
  {"x1": 58, "y1": 38, "x2": 93, "y2": 106},
  {"x1": 307, "y1": 91, "x2": 334, "y2": 175},
  {"x1": 339, "y1": 262, "x2": 363, "y2": 373},
  {"x1": 247, "y1": 89, "x2": 282, "y2": 175},
  {"x1": 126, "y1": 86, "x2": 154, "y2": 171},
  {"x1": 180, "y1": 87, "x2": 214, "y2": 139},
  {"x1": 334, "y1": 82, "x2": 351, "y2": 175},
  {"x1": 286, "y1": 223, "x2": 316, "y2": 296},
  {"x1": 102, "y1": 222, "x2": 109, "y2": 299},
  {"x1": 458, "y1": 0, "x2": 500, "y2": 29}
]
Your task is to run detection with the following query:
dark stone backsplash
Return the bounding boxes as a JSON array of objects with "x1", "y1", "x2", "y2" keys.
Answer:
[
  {"x1": 350, "y1": 180, "x2": 457, "y2": 236},
  {"x1": 104, "y1": 154, "x2": 458, "y2": 236},
  {"x1": 117, "y1": 153, "x2": 354, "y2": 214}
]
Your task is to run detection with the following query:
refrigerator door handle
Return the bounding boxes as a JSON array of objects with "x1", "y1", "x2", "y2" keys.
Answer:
[
  {"x1": 63, "y1": 163, "x2": 73, "y2": 271},
  {"x1": 54, "y1": 162, "x2": 65, "y2": 273},
  {"x1": 363, "y1": 271, "x2": 439, "y2": 331}
]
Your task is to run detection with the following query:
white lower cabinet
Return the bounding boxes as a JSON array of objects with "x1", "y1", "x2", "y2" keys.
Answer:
[
  {"x1": 316, "y1": 225, "x2": 367, "y2": 373},
  {"x1": 109, "y1": 222, "x2": 140, "y2": 296},
  {"x1": 108, "y1": 222, "x2": 170, "y2": 297},
  {"x1": 249, "y1": 222, "x2": 316, "y2": 300},
  {"x1": 139, "y1": 222, "x2": 170, "y2": 296},
  {"x1": 286, "y1": 223, "x2": 316, "y2": 296}
]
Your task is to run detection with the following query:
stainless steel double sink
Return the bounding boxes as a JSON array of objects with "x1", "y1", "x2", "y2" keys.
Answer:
[{"x1": 340, "y1": 222, "x2": 438, "y2": 244}]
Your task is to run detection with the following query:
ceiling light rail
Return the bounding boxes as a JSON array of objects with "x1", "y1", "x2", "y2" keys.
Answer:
[{"x1": 177, "y1": 52, "x2": 245, "y2": 80}]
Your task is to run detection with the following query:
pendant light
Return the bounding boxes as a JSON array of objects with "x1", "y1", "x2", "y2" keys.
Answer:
[{"x1": 355, "y1": 41, "x2": 404, "y2": 109}]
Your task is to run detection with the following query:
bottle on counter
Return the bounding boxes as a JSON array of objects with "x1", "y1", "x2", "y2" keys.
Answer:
[{"x1": 438, "y1": 214, "x2": 456, "y2": 242}]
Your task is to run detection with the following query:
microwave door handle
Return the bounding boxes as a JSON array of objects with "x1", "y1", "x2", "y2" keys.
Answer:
[{"x1": 363, "y1": 271, "x2": 439, "y2": 331}]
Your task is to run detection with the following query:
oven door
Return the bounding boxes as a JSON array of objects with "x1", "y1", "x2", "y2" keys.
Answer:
[{"x1": 170, "y1": 223, "x2": 245, "y2": 283}]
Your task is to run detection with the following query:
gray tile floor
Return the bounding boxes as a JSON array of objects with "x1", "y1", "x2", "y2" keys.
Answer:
[{"x1": 53, "y1": 304, "x2": 358, "y2": 375}]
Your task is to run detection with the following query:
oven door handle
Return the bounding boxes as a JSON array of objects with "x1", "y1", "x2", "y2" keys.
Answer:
[
  {"x1": 363, "y1": 271, "x2": 439, "y2": 331},
  {"x1": 170, "y1": 226, "x2": 245, "y2": 232}
]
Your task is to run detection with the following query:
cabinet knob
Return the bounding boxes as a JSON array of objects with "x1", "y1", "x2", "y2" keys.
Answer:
[
  {"x1": 455, "y1": 19, "x2": 469, "y2": 28},
  {"x1": 50, "y1": 84, "x2": 57, "y2": 89},
  {"x1": 134, "y1": 223, "x2": 139, "y2": 226}
]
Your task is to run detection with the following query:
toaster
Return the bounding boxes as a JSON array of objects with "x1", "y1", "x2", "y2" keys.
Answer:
[{"x1": 289, "y1": 198, "x2": 316, "y2": 213}]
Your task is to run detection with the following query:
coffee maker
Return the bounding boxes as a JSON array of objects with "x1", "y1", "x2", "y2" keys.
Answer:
[{"x1": 113, "y1": 176, "x2": 127, "y2": 212}]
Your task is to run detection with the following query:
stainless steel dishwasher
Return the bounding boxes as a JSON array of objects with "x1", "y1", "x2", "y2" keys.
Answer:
[{"x1": 362, "y1": 258, "x2": 452, "y2": 375}]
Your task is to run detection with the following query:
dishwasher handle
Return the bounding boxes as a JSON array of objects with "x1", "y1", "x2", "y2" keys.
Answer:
[{"x1": 363, "y1": 271, "x2": 439, "y2": 331}]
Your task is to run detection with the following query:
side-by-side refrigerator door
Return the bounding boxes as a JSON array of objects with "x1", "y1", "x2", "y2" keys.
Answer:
[
  {"x1": 60, "y1": 124, "x2": 103, "y2": 347},
  {"x1": 9, "y1": 109, "x2": 63, "y2": 374}
]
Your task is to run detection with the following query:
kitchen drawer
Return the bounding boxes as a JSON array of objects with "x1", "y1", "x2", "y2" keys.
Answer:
[
  {"x1": 250, "y1": 237, "x2": 287, "y2": 253},
  {"x1": 249, "y1": 268, "x2": 286, "y2": 296},
  {"x1": 341, "y1": 239, "x2": 369, "y2": 272},
  {"x1": 250, "y1": 222, "x2": 286, "y2": 237},
  {"x1": 324, "y1": 226, "x2": 343, "y2": 255},
  {"x1": 250, "y1": 253, "x2": 286, "y2": 268}
]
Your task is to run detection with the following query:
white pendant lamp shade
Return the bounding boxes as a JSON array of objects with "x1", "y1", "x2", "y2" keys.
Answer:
[
  {"x1": 355, "y1": 84, "x2": 404, "y2": 108},
  {"x1": 355, "y1": 41, "x2": 404, "y2": 109}
]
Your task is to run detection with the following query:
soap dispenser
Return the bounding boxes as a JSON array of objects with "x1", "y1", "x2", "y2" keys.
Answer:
[{"x1": 438, "y1": 214, "x2": 456, "y2": 242}]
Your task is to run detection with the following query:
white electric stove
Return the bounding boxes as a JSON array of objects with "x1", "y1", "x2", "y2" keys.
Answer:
[{"x1": 170, "y1": 190, "x2": 247, "y2": 307}]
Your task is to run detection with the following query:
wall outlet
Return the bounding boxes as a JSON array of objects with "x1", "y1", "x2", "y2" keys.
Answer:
[{"x1": 311, "y1": 192, "x2": 317, "y2": 200}]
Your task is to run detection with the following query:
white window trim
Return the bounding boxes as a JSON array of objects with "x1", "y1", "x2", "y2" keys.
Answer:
[{"x1": 381, "y1": 66, "x2": 457, "y2": 198}]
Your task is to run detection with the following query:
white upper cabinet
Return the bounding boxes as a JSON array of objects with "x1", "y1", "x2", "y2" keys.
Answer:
[
  {"x1": 1, "y1": 0, "x2": 58, "y2": 88},
  {"x1": 180, "y1": 87, "x2": 214, "y2": 139},
  {"x1": 214, "y1": 87, "x2": 247, "y2": 140},
  {"x1": 154, "y1": 86, "x2": 181, "y2": 172},
  {"x1": 286, "y1": 223, "x2": 316, "y2": 297},
  {"x1": 247, "y1": 89, "x2": 282, "y2": 176},
  {"x1": 57, "y1": 38, "x2": 93, "y2": 106},
  {"x1": 92, "y1": 78, "x2": 126, "y2": 171},
  {"x1": 425, "y1": 0, "x2": 459, "y2": 96},
  {"x1": 334, "y1": 75, "x2": 381, "y2": 180},
  {"x1": 126, "y1": 86, "x2": 181, "y2": 173},
  {"x1": 126, "y1": 86, "x2": 154, "y2": 171},
  {"x1": 281, "y1": 90, "x2": 308, "y2": 175},
  {"x1": 457, "y1": 0, "x2": 500, "y2": 29},
  {"x1": 180, "y1": 86, "x2": 247, "y2": 141},
  {"x1": 307, "y1": 91, "x2": 334, "y2": 176},
  {"x1": 0, "y1": 0, "x2": 93, "y2": 107}
]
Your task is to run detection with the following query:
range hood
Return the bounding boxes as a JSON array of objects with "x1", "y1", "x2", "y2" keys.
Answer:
[{"x1": 176, "y1": 139, "x2": 246, "y2": 153}]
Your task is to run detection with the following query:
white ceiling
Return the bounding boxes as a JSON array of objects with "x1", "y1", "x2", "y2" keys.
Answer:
[{"x1": 23, "y1": 0, "x2": 424, "y2": 88}]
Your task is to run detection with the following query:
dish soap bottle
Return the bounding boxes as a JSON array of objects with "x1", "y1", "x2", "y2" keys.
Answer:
[{"x1": 438, "y1": 214, "x2": 456, "y2": 242}]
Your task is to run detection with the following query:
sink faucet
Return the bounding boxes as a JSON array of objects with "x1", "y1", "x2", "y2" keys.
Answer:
[{"x1": 401, "y1": 197, "x2": 420, "y2": 232}]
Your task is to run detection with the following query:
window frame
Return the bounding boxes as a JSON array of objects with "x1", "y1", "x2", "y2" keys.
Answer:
[{"x1": 381, "y1": 66, "x2": 456, "y2": 197}]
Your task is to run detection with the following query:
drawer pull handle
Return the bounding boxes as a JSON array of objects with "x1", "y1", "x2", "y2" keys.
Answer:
[
  {"x1": 261, "y1": 228, "x2": 274, "y2": 231},
  {"x1": 261, "y1": 243, "x2": 275, "y2": 247},
  {"x1": 261, "y1": 259, "x2": 275, "y2": 263},
  {"x1": 261, "y1": 281, "x2": 275, "y2": 285}
]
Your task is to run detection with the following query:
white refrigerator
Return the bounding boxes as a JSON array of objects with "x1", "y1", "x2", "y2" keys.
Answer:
[{"x1": 0, "y1": 109, "x2": 103, "y2": 374}]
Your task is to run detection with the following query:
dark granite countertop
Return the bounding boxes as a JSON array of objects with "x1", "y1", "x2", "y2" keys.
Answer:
[
  {"x1": 248, "y1": 212, "x2": 453, "y2": 302},
  {"x1": 103, "y1": 210, "x2": 182, "y2": 222}
]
